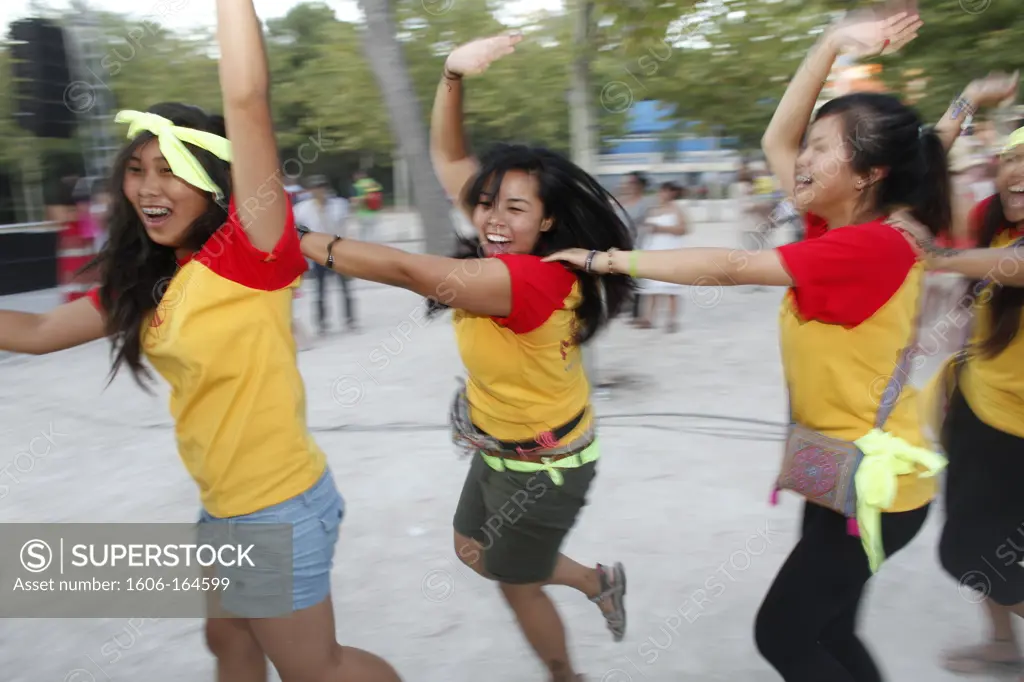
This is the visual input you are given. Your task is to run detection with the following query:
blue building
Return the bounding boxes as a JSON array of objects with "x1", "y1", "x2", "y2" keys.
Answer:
[{"x1": 596, "y1": 100, "x2": 743, "y2": 194}]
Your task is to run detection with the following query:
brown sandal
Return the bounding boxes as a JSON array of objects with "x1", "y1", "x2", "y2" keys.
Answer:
[{"x1": 590, "y1": 562, "x2": 627, "y2": 642}]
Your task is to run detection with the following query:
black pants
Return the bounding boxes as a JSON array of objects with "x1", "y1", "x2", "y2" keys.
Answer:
[
  {"x1": 755, "y1": 501, "x2": 930, "y2": 682},
  {"x1": 313, "y1": 263, "x2": 354, "y2": 330},
  {"x1": 940, "y1": 388, "x2": 1024, "y2": 607}
]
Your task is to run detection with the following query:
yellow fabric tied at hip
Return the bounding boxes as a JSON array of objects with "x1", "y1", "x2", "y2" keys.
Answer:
[
  {"x1": 115, "y1": 110, "x2": 233, "y2": 203},
  {"x1": 852, "y1": 429, "x2": 947, "y2": 573}
]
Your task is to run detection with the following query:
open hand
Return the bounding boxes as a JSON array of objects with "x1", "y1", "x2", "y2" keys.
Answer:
[
  {"x1": 828, "y1": 1, "x2": 922, "y2": 58},
  {"x1": 445, "y1": 33, "x2": 524, "y2": 78},
  {"x1": 965, "y1": 71, "x2": 1019, "y2": 109}
]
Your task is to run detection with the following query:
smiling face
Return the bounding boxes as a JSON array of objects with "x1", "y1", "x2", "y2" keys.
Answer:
[
  {"x1": 471, "y1": 169, "x2": 551, "y2": 256},
  {"x1": 121, "y1": 138, "x2": 209, "y2": 253},
  {"x1": 997, "y1": 145, "x2": 1024, "y2": 224},
  {"x1": 793, "y1": 114, "x2": 870, "y2": 219}
]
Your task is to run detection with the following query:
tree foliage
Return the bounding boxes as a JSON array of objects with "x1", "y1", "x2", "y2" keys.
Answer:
[{"x1": 2, "y1": 0, "x2": 1022, "y2": 174}]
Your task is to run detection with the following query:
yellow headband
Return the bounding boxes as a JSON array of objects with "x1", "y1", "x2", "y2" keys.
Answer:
[
  {"x1": 115, "y1": 110, "x2": 233, "y2": 202},
  {"x1": 1002, "y1": 125, "x2": 1024, "y2": 154}
]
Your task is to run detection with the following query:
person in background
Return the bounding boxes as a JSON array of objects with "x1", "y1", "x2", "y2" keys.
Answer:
[
  {"x1": 89, "y1": 178, "x2": 112, "y2": 252},
  {"x1": 617, "y1": 171, "x2": 653, "y2": 324},
  {"x1": 294, "y1": 175, "x2": 357, "y2": 335},
  {"x1": 352, "y1": 170, "x2": 384, "y2": 242},
  {"x1": 635, "y1": 181, "x2": 689, "y2": 332}
]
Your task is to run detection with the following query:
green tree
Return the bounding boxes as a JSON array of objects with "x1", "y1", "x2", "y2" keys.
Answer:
[{"x1": 886, "y1": 0, "x2": 1024, "y2": 121}]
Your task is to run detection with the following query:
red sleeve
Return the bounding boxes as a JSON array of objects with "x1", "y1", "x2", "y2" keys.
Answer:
[
  {"x1": 968, "y1": 195, "x2": 995, "y2": 242},
  {"x1": 193, "y1": 195, "x2": 308, "y2": 290},
  {"x1": 86, "y1": 286, "x2": 102, "y2": 312},
  {"x1": 803, "y1": 212, "x2": 829, "y2": 240},
  {"x1": 775, "y1": 222, "x2": 917, "y2": 327},
  {"x1": 491, "y1": 254, "x2": 577, "y2": 334}
]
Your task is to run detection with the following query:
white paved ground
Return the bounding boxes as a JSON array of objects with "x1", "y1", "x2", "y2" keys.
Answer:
[{"x1": 0, "y1": 203, "x2": 1011, "y2": 682}]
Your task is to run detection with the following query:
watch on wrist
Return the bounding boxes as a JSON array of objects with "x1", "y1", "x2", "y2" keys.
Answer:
[{"x1": 296, "y1": 224, "x2": 311, "y2": 241}]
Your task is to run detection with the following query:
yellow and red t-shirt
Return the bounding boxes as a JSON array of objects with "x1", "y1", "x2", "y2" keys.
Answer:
[
  {"x1": 88, "y1": 197, "x2": 327, "y2": 517},
  {"x1": 452, "y1": 254, "x2": 592, "y2": 445},
  {"x1": 958, "y1": 195, "x2": 1024, "y2": 438},
  {"x1": 775, "y1": 213, "x2": 934, "y2": 512}
]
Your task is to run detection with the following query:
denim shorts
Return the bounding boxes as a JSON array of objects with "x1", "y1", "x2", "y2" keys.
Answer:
[{"x1": 197, "y1": 468, "x2": 344, "y2": 617}]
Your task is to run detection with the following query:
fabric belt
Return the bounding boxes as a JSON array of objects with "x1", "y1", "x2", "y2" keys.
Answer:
[
  {"x1": 480, "y1": 440, "x2": 600, "y2": 486},
  {"x1": 491, "y1": 406, "x2": 587, "y2": 453}
]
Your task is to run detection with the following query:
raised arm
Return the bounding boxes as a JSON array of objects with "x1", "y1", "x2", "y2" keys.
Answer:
[
  {"x1": 432, "y1": 34, "x2": 523, "y2": 209},
  {"x1": 762, "y1": 7, "x2": 921, "y2": 200},
  {"x1": 430, "y1": 69, "x2": 479, "y2": 205},
  {"x1": 0, "y1": 297, "x2": 106, "y2": 355},
  {"x1": 934, "y1": 71, "x2": 1018, "y2": 154},
  {"x1": 215, "y1": 0, "x2": 286, "y2": 253},
  {"x1": 298, "y1": 232, "x2": 512, "y2": 317},
  {"x1": 761, "y1": 35, "x2": 840, "y2": 200}
]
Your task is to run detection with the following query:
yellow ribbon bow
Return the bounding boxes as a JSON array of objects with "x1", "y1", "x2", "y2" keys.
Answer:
[
  {"x1": 115, "y1": 110, "x2": 233, "y2": 202},
  {"x1": 852, "y1": 429, "x2": 947, "y2": 573}
]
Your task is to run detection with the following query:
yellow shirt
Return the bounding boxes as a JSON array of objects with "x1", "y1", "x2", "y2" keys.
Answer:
[
  {"x1": 959, "y1": 220, "x2": 1024, "y2": 437},
  {"x1": 452, "y1": 254, "x2": 592, "y2": 444},
  {"x1": 775, "y1": 214, "x2": 937, "y2": 512},
  {"x1": 89, "y1": 197, "x2": 326, "y2": 517}
]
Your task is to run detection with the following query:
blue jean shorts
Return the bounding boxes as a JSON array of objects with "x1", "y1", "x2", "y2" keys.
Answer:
[{"x1": 197, "y1": 468, "x2": 344, "y2": 616}]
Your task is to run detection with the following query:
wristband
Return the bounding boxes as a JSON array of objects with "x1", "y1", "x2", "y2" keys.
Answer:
[
  {"x1": 583, "y1": 250, "x2": 597, "y2": 273},
  {"x1": 629, "y1": 251, "x2": 639, "y2": 278},
  {"x1": 325, "y1": 235, "x2": 343, "y2": 269}
]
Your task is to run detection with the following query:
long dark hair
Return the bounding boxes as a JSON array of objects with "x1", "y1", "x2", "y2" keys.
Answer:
[
  {"x1": 426, "y1": 143, "x2": 635, "y2": 345},
  {"x1": 86, "y1": 102, "x2": 232, "y2": 388},
  {"x1": 815, "y1": 93, "x2": 951, "y2": 237},
  {"x1": 972, "y1": 197, "x2": 1024, "y2": 357}
]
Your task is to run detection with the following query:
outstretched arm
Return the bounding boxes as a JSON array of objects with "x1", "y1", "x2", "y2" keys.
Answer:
[
  {"x1": 0, "y1": 297, "x2": 106, "y2": 355},
  {"x1": 886, "y1": 209, "x2": 1024, "y2": 285},
  {"x1": 544, "y1": 247, "x2": 793, "y2": 287},
  {"x1": 299, "y1": 232, "x2": 513, "y2": 316},
  {"x1": 216, "y1": 0, "x2": 287, "y2": 253},
  {"x1": 927, "y1": 247, "x2": 1024, "y2": 286}
]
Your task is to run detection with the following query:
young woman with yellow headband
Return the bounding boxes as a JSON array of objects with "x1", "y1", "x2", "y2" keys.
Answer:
[
  {"x1": 0, "y1": 0, "x2": 401, "y2": 680},
  {"x1": 296, "y1": 33, "x2": 634, "y2": 682},
  {"x1": 923, "y1": 121, "x2": 1024, "y2": 677},
  {"x1": 547, "y1": 7, "x2": 1024, "y2": 682}
]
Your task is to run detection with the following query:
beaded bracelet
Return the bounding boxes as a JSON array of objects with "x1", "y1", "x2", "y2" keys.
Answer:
[{"x1": 950, "y1": 94, "x2": 977, "y2": 123}]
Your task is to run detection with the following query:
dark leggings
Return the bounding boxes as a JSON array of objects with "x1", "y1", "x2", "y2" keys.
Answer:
[{"x1": 754, "y1": 501, "x2": 930, "y2": 682}]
